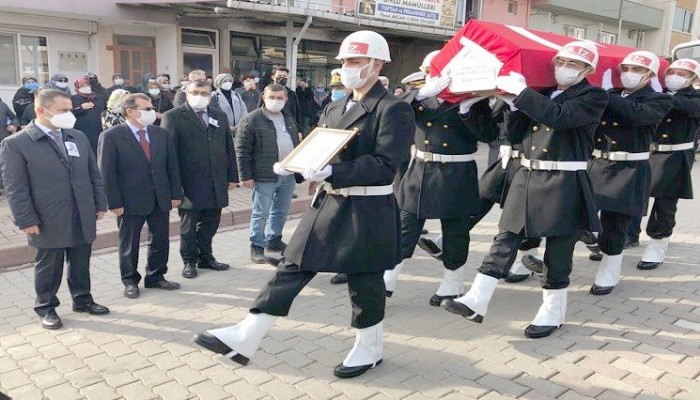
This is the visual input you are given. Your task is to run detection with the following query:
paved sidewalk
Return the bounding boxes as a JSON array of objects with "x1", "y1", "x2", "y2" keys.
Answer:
[{"x1": 1, "y1": 149, "x2": 700, "y2": 399}]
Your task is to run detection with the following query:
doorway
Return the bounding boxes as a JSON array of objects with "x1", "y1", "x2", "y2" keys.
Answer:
[{"x1": 113, "y1": 35, "x2": 157, "y2": 88}]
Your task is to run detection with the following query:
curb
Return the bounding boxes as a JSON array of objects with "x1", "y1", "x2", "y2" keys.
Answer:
[{"x1": 0, "y1": 197, "x2": 310, "y2": 272}]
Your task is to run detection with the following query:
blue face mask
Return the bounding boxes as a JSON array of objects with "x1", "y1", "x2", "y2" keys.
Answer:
[
  {"x1": 331, "y1": 89, "x2": 346, "y2": 102},
  {"x1": 24, "y1": 82, "x2": 39, "y2": 91},
  {"x1": 315, "y1": 87, "x2": 325, "y2": 93}
]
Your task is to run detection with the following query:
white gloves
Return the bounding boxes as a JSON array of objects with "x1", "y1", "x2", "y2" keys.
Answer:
[
  {"x1": 497, "y1": 94, "x2": 517, "y2": 111},
  {"x1": 302, "y1": 165, "x2": 332, "y2": 182},
  {"x1": 601, "y1": 69, "x2": 613, "y2": 90},
  {"x1": 416, "y1": 76, "x2": 451, "y2": 101},
  {"x1": 495, "y1": 71, "x2": 527, "y2": 96},
  {"x1": 273, "y1": 162, "x2": 292, "y2": 176},
  {"x1": 459, "y1": 96, "x2": 486, "y2": 114},
  {"x1": 650, "y1": 76, "x2": 663, "y2": 92}
]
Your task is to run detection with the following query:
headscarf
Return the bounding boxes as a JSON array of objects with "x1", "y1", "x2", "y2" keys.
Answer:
[
  {"x1": 313, "y1": 86, "x2": 328, "y2": 106},
  {"x1": 46, "y1": 73, "x2": 71, "y2": 94},
  {"x1": 74, "y1": 78, "x2": 95, "y2": 100},
  {"x1": 106, "y1": 89, "x2": 129, "y2": 113},
  {"x1": 139, "y1": 73, "x2": 156, "y2": 94},
  {"x1": 22, "y1": 76, "x2": 37, "y2": 85},
  {"x1": 214, "y1": 73, "x2": 233, "y2": 90}
]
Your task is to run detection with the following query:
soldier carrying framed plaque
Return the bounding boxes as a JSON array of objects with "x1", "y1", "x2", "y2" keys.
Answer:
[{"x1": 280, "y1": 127, "x2": 358, "y2": 173}]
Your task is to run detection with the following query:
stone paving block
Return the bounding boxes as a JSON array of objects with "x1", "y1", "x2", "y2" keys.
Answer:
[
  {"x1": 514, "y1": 374, "x2": 568, "y2": 398},
  {"x1": 199, "y1": 364, "x2": 242, "y2": 387},
  {"x1": 293, "y1": 378, "x2": 343, "y2": 400},
  {"x1": 660, "y1": 373, "x2": 700, "y2": 395},
  {"x1": 584, "y1": 372, "x2": 641, "y2": 397},
  {"x1": 476, "y1": 373, "x2": 529, "y2": 397},
  {"x1": 224, "y1": 379, "x2": 267, "y2": 400},
  {"x1": 102, "y1": 366, "x2": 140, "y2": 388},
  {"x1": 6, "y1": 384, "x2": 46, "y2": 400},
  {"x1": 329, "y1": 380, "x2": 380, "y2": 399},
  {"x1": 43, "y1": 382, "x2": 84, "y2": 400},
  {"x1": 148, "y1": 351, "x2": 187, "y2": 372},
  {"x1": 69, "y1": 341, "x2": 105, "y2": 359},
  {"x1": 167, "y1": 365, "x2": 207, "y2": 387},
  {"x1": 133, "y1": 365, "x2": 175, "y2": 388},
  {"x1": 576, "y1": 357, "x2": 629, "y2": 380},
  {"x1": 622, "y1": 372, "x2": 680, "y2": 399},
  {"x1": 64, "y1": 367, "x2": 104, "y2": 389},
  {"x1": 29, "y1": 367, "x2": 67, "y2": 389},
  {"x1": 259, "y1": 379, "x2": 307, "y2": 400},
  {"x1": 17, "y1": 354, "x2": 53, "y2": 375},
  {"x1": 79, "y1": 382, "x2": 123, "y2": 400},
  {"x1": 548, "y1": 372, "x2": 605, "y2": 398},
  {"x1": 189, "y1": 379, "x2": 233, "y2": 400}
]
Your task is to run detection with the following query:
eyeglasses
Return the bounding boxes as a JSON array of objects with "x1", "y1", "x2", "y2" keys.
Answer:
[{"x1": 187, "y1": 91, "x2": 211, "y2": 96}]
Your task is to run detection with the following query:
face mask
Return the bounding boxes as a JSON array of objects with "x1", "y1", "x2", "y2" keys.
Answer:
[
  {"x1": 148, "y1": 88, "x2": 161, "y2": 97},
  {"x1": 160, "y1": 83, "x2": 170, "y2": 90},
  {"x1": 244, "y1": 81, "x2": 255, "y2": 90},
  {"x1": 114, "y1": 78, "x2": 124, "y2": 86},
  {"x1": 88, "y1": 76, "x2": 98, "y2": 85},
  {"x1": 220, "y1": 81, "x2": 233, "y2": 91},
  {"x1": 45, "y1": 109, "x2": 77, "y2": 129},
  {"x1": 554, "y1": 66, "x2": 583, "y2": 87},
  {"x1": 187, "y1": 95, "x2": 209, "y2": 110},
  {"x1": 24, "y1": 82, "x2": 39, "y2": 91},
  {"x1": 331, "y1": 89, "x2": 347, "y2": 102},
  {"x1": 621, "y1": 72, "x2": 646, "y2": 90},
  {"x1": 265, "y1": 99, "x2": 286, "y2": 113},
  {"x1": 78, "y1": 87, "x2": 92, "y2": 95},
  {"x1": 341, "y1": 62, "x2": 374, "y2": 90},
  {"x1": 275, "y1": 77, "x2": 288, "y2": 86},
  {"x1": 664, "y1": 74, "x2": 689, "y2": 92},
  {"x1": 315, "y1": 87, "x2": 325, "y2": 93},
  {"x1": 136, "y1": 109, "x2": 157, "y2": 126},
  {"x1": 55, "y1": 81, "x2": 68, "y2": 89},
  {"x1": 180, "y1": 81, "x2": 189, "y2": 87},
  {"x1": 254, "y1": 77, "x2": 260, "y2": 83}
]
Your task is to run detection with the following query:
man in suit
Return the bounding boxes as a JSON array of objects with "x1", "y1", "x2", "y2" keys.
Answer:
[
  {"x1": 0, "y1": 89, "x2": 110, "y2": 330},
  {"x1": 161, "y1": 80, "x2": 238, "y2": 279},
  {"x1": 98, "y1": 93, "x2": 183, "y2": 299},
  {"x1": 194, "y1": 30, "x2": 415, "y2": 379}
]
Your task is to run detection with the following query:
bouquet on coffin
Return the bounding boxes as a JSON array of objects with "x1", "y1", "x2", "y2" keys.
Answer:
[{"x1": 432, "y1": 20, "x2": 669, "y2": 103}]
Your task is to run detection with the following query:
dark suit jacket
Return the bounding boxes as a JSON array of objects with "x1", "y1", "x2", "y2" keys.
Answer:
[
  {"x1": 161, "y1": 104, "x2": 237, "y2": 210},
  {"x1": 97, "y1": 123, "x2": 182, "y2": 216},
  {"x1": 0, "y1": 122, "x2": 108, "y2": 248}
]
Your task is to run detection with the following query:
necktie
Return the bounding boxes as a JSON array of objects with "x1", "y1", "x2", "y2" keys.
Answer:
[
  {"x1": 137, "y1": 129, "x2": 151, "y2": 160},
  {"x1": 196, "y1": 111, "x2": 207, "y2": 128},
  {"x1": 49, "y1": 130, "x2": 66, "y2": 156}
]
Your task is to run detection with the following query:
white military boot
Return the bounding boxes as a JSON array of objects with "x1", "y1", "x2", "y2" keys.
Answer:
[
  {"x1": 383, "y1": 261, "x2": 404, "y2": 297},
  {"x1": 194, "y1": 313, "x2": 277, "y2": 365},
  {"x1": 334, "y1": 322, "x2": 383, "y2": 378},
  {"x1": 441, "y1": 273, "x2": 498, "y2": 323},
  {"x1": 591, "y1": 253, "x2": 623, "y2": 295},
  {"x1": 637, "y1": 237, "x2": 670, "y2": 270},
  {"x1": 430, "y1": 267, "x2": 464, "y2": 306},
  {"x1": 525, "y1": 289, "x2": 567, "y2": 338}
]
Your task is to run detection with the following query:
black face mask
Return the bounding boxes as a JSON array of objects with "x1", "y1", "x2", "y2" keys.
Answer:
[{"x1": 275, "y1": 77, "x2": 288, "y2": 86}]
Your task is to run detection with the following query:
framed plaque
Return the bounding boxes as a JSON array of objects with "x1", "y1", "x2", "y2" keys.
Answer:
[
  {"x1": 280, "y1": 127, "x2": 358, "y2": 173},
  {"x1": 442, "y1": 37, "x2": 503, "y2": 94}
]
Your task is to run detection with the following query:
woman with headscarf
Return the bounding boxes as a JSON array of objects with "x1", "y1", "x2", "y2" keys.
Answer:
[
  {"x1": 71, "y1": 77, "x2": 106, "y2": 154},
  {"x1": 145, "y1": 79, "x2": 173, "y2": 126},
  {"x1": 101, "y1": 89, "x2": 130, "y2": 130},
  {"x1": 212, "y1": 73, "x2": 247, "y2": 132},
  {"x1": 156, "y1": 73, "x2": 175, "y2": 102},
  {"x1": 45, "y1": 73, "x2": 72, "y2": 95},
  {"x1": 12, "y1": 75, "x2": 39, "y2": 117}
]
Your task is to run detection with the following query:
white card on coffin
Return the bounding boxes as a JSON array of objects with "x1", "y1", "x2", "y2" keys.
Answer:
[{"x1": 442, "y1": 37, "x2": 503, "y2": 94}]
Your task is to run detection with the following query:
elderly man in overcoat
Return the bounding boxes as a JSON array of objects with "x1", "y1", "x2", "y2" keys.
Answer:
[{"x1": 0, "y1": 89, "x2": 110, "y2": 330}]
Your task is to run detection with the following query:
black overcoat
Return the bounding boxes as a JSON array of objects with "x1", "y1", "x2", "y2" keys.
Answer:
[
  {"x1": 499, "y1": 80, "x2": 608, "y2": 237},
  {"x1": 396, "y1": 92, "x2": 499, "y2": 218},
  {"x1": 283, "y1": 82, "x2": 415, "y2": 273}
]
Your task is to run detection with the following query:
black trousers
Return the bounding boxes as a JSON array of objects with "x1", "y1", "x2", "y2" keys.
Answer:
[
  {"x1": 468, "y1": 197, "x2": 542, "y2": 251},
  {"x1": 400, "y1": 210, "x2": 470, "y2": 270},
  {"x1": 117, "y1": 209, "x2": 170, "y2": 286},
  {"x1": 478, "y1": 230, "x2": 578, "y2": 289},
  {"x1": 599, "y1": 211, "x2": 632, "y2": 256},
  {"x1": 628, "y1": 215, "x2": 642, "y2": 242},
  {"x1": 178, "y1": 208, "x2": 222, "y2": 263},
  {"x1": 646, "y1": 197, "x2": 679, "y2": 239},
  {"x1": 251, "y1": 262, "x2": 385, "y2": 329},
  {"x1": 34, "y1": 243, "x2": 94, "y2": 316}
]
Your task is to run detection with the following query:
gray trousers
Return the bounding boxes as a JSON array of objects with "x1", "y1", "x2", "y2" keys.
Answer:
[{"x1": 34, "y1": 243, "x2": 94, "y2": 316}]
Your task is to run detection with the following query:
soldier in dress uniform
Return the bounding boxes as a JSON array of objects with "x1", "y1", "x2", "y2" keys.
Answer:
[
  {"x1": 382, "y1": 56, "x2": 499, "y2": 303},
  {"x1": 636, "y1": 59, "x2": 700, "y2": 270},
  {"x1": 193, "y1": 30, "x2": 415, "y2": 379},
  {"x1": 587, "y1": 51, "x2": 673, "y2": 295},
  {"x1": 441, "y1": 41, "x2": 608, "y2": 338}
]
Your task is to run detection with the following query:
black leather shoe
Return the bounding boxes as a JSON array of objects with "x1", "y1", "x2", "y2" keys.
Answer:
[
  {"x1": 265, "y1": 236, "x2": 287, "y2": 252},
  {"x1": 578, "y1": 230, "x2": 597, "y2": 245},
  {"x1": 623, "y1": 240, "x2": 640, "y2": 249},
  {"x1": 417, "y1": 238, "x2": 443, "y2": 261},
  {"x1": 522, "y1": 255, "x2": 544, "y2": 274},
  {"x1": 330, "y1": 273, "x2": 348, "y2": 285},
  {"x1": 440, "y1": 299, "x2": 483, "y2": 323},
  {"x1": 198, "y1": 257, "x2": 230, "y2": 271},
  {"x1": 421, "y1": 228, "x2": 429, "y2": 235},
  {"x1": 265, "y1": 256, "x2": 283, "y2": 267},
  {"x1": 182, "y1": 262, "x2": 198, "y2": 279},
  {"x1": 429, "y1": 293, "x2": 460, "y2": 307},
  {"x1": 637, "y1": 261, "x2": 661, "y2": 270},
  {"x1": 524, "y1": 324, "x2": 560, "y2": 339},
  {"x1": 333, "y1": 359, "x2": 382, "y2": 378},
  {"x1": 193, "y1": 332, "x2": 249, "y2": 365},
  {"x1": 250, "y1": 245, "x2": 265, "y2": 264},
  {"x1": 504, "y1": 272, "x2": 533, "y2": 283},
  {"x1": 145, "y1": 280, "x2": 181, "y2": 290},
  {"x1": 41, "y1": 310, "x2": 62, "y2": 330},
  {"x1": 589, "y1": 284, "x2": 614, "y2": 295},
  {"x1": 385, "y1": 290, "x2": 393, "y2": 297},
  {"x1": 589, "y1": 253, "x2": 603, "y2": 261},
  {"x1": 73, "y1": 302, "x2": 110, "y2": 315},
  {"x1": 124, "y1": 284, "x2": 140, "y2": 299}
]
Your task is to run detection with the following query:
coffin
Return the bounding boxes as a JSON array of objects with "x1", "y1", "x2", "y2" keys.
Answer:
[{"x1": 431, "y1": 20, "x2": 669, "y2": 103}]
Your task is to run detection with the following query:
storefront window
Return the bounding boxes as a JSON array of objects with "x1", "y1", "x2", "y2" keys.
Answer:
[{"x1": 0, "y1": 33, "x2": 48, "y2": 85}]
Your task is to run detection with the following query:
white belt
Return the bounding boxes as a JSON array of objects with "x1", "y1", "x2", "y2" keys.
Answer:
[
  {"x1": 415, "y1": 149, "x2": 476, "y2": 163},
  {"x1": 520, "y1": 157, "x2": 588, "y2": 171},
  {"x1": 592, "y1": 149, "x2": 650, "y2": 161},
  {"x1": 651, "y1": 142, "x2": 695, "y2": 152},
  {"x1": 324, "y1": 183, "x2": 394, "y2": 197},
  {"x1": 498, "y1": 145, "x2": 523, "y2": 159}
]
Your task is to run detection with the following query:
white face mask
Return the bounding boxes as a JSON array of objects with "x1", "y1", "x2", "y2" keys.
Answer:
[
  {"x1": 220, "y1": 81, "x2": 233, "y2": 91},
  {"x1": 55, "y1": 81, "x2": 68, "y2": 89},
  {"x1": 244, "y1": 81, "x2": 255, "y2": 90},
  {"x1": 621, "y1": 71, "x2": 646, "y2": 90},
  {"x1": 46, "y1": 110, "x2": 77, "y2": 129},
  {"x1": 114, "y1": 78, "x2": 125, "y2": 86},
  {"x1": 148, "y1": 88, "x2": 161, "y2": 97},
  {"x1": 554, "y1": 66, "x2": 583, "y2": 87},
  {"x1": 254, "y1": 77, "x2": 260, "y2": 83},
  {"x1": 78, "y1": 87, "x2": 92, "y2": 95},
  {"x1": 664, "y1": 74, "x2": 689, "y2": 92},
  {"x1": 136, "y1": 109, "x2": 157, "y2": 126},
  {"x1": 265, "y1": 99, "x2": 286, "y2": 113},
  {"x1": 340, "y1": 62, "x2": 374, "y2": 90},
  {"x1": 187, "y1": 95, "x2": 209, "y2": 110},
  {"x1": 161, "y1": 83, "x2": 171, "y2": 90}
]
